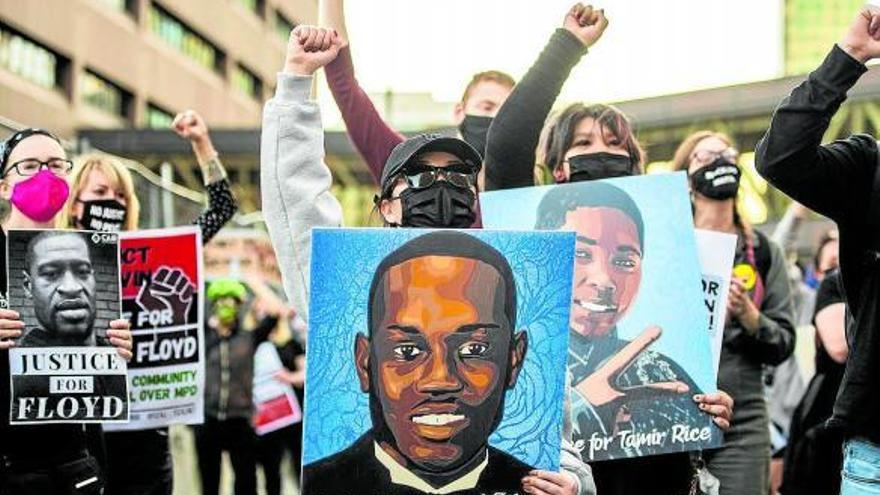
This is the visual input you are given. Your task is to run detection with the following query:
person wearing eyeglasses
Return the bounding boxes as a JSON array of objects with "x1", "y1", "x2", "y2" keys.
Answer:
[
  {"x1": 261, "y1": 25, "x2": 597, "y2": 495},
  {"x1": 670, "y1": 131, "x2": 796, "y2": 495},
  {"x1": 0, "y1": 128, "x2": 133, "y2": 495}
]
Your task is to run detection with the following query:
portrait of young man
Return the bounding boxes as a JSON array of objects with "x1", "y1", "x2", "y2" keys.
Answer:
[
  {"x1": 302, "y1": 229, "x2": 573, "y2": 495},
  {"x1": 535, "y1": 182, "x2": 719, "y2": 458}
]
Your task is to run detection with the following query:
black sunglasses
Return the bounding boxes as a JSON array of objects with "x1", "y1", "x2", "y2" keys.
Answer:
[{"x1": 400, "y1": 163, "x2": 476, "y2": 191}]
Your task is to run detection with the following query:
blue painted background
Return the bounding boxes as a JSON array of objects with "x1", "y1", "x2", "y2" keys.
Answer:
[
  {"x1": 303, "y1": 228, "x2": 575, "y2": 470},
  {"x1": 480, "y1": 173, "x2": 716, "y2": 394}
]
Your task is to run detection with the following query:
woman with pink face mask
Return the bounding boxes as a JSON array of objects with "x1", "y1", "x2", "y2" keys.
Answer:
[{"x1": 0, "y1": 128, "x2": 133, "y2": 495}]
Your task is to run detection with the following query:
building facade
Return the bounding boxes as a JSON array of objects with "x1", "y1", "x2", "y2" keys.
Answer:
[{"x1": 0, "y1": 0, "x2": 315, "y2": 138}]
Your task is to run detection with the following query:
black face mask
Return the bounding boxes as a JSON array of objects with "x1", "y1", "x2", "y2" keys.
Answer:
[
  {"x1": 397, "y1": 181, "x2": 476, "y2": 228},
  {"x1": 77, "y1": 199, "x2": 127, "y2": 232},
  {"x1": 690, "y1": 158, "x2": 741, "y2": 200},
  {"x1": 567, "y1": 152, "x2": 634, "y2": 182},
  {"x1": 457, "y1": 115, "x2": 493, "y2": 158}
]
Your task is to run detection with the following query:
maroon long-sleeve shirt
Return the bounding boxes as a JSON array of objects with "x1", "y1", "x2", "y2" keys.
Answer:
[{"x1": 325, "y1": 46, "x2": 404, "y2": 184}]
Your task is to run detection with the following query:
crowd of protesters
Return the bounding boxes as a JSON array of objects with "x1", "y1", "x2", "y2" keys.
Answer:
[{"x1": 2, "y1": 1, "x2": 880, "y2": 494}]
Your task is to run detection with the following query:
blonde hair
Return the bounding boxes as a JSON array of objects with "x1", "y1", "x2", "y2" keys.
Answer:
[
  {"x1": 58, "y1": 153, "x2": 140, "y2": 231},
  {"x1": 459, "y1": 70, "x2": 515, "y2": 104}
]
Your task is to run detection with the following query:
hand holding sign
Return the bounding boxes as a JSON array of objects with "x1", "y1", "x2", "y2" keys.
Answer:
[
  {"x1": 693, "y1": 391, "x2": 734, "y2": 430},
  {"x1": 574, "y1": 326, "x2": 690, "y2": 407},
  {"x1": 521, "y1": 470, "x2": 579, "y2": 495},
  {"x1": 0, "y1": 309, "x2": 24, "y2": 350},
  {"x1": 136, "y1": 268, "x2": 195, "y2": 328},
  {"x1": 108, "y1": 319, "x2": 133, "y2": 361}
]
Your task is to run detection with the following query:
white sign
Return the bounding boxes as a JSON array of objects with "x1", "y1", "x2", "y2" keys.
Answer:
[{"x1": 695, "y1": 229, "x2": 737, "y2": 374}]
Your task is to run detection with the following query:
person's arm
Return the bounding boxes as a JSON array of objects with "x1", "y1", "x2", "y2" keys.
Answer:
[
  {"x1": 770, "y1": 202, "x2": 808, "y2": 257},
  {"x1": 171, "y1": 111, "x2": 239, "y2": 245},
  {"x1": 322, "y1": 0, "x2": 404, "y2": 183},
  {"x1": 261, "y1": 26, "x2": 344, "y2": 324},
  {"x1": 560, "y1": 373, "x2": 597, "y2": 495},
  {"x1": 815, "y1": 302, "x2": 848, "y2": 363},
  {"x1": 274, "y1": 352, "x2": 306, "y2": 388},
  {"x1": 734, "y1": 241, "x2": 797, "y2": 365},
  {"x1": 520, "y1": 372, "x2": 596, "y2": 495},
  {"x1": 243, "y1": 273, "x2": 288, "y2": 317},
  {"x1": 755, "y1": 8, "x2": 880, "y2": 221},
  {"x1": 483, "y1": 5, "x2": 605, "y2": 191},
  {"x1": 252, "y1": 314, "x2": 280, "y2": 346}
]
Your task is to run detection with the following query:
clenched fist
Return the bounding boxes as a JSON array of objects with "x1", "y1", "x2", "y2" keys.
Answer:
[
  {"x1": 284, "y1": 25, "x2": 343, "y2": 76},
  {"x1": 840, "y1": 4, "x2": 880, "y2": 63},
  {"x1": 172, "y1": 110, "x2": 212, "y2": 148},
  {"x1": 563, "y1": 3, "x2": 609, "y2": 49}
]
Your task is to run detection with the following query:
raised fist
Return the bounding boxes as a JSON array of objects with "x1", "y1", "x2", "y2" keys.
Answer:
[
  {"x1": 135, "y1": 267, "x2": 195, "y2": 328},
  {"x1": 284, "y1": 25, "x2": 343, "y2": 76},
  {"x1": 172, "y1": 110, "x2": 210, "y2": 144},
  {"x1": 563, "y1": 3, "x2": 609, "y2": 49},
  {"x1": 840, "y1": 4, "x2": 880, "y2": 63}
]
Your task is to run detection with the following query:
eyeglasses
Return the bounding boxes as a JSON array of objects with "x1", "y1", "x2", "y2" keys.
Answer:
[
  {"x1": 3, "y1": 158, "x2": 73, "y2": 177},
  {"x1": 400, "y1": 163, "x2": 476, "y2": 191},
  {"x1": 691, "y1": 148, "x2": 739, "y2": 165}
]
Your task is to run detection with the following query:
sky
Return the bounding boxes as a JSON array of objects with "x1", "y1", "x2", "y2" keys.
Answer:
[{"x1": 317, "y1": 0, "x2": 784, "y2": 120}]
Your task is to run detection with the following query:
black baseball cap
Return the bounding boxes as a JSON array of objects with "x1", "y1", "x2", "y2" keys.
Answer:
[{"x1": 378, "y1": 133, "x2": 482, "y2": 198}]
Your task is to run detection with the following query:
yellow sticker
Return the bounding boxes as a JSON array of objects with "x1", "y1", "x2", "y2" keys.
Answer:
[{"x1": 733, "y1": 263, "x2": 757, "y2": 291}]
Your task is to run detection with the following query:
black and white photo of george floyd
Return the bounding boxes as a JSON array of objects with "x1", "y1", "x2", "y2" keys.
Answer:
[{"x1": 6, "y1": 229, "x2": 129, "y2": 424}]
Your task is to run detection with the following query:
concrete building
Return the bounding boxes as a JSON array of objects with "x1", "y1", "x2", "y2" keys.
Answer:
[{"x1": 0, "y1": 0, "x2": 315, "y2": 138}]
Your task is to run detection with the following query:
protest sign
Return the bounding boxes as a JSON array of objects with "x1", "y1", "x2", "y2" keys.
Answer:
[
  {"x1": 7, "y1": 229, "x2": 127, "y2": 424},
  {"x1": 253, "y1": 341, "x2": 302, "y2": 436},
  {"x1": 302, "y1": 229, "x2": 573, "y2": 494},
  {"x1": 107, "y1": 226, "x2": 204, "y2": 431},
  {"x1": 481, "y1": 173, "x2": 722, "y2": 461},
  {"x1": 695, "y1": 229, "x2": 737, "y2": 373}
]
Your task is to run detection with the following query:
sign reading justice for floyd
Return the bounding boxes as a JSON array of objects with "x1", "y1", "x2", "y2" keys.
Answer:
[{"x1": 7, "y1": 229, "x2": 128, "y2": 424}]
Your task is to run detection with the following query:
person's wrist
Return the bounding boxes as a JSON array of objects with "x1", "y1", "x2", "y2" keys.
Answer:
[
  {"x1": 839, "y1": 41, "x2": 870, "y2": 64},
  {"x1": 742, "y1": 309, "x2": 761, "y2": 333},
  {"x1": 284, "y1": 60, "x2": 316, "y2": 77},
  {"x1": 562, "y1": 27, "x2": 589, "y2": 48},
  {"x1": 192, "y1": 140, "x2": 217, "y2": 163}
]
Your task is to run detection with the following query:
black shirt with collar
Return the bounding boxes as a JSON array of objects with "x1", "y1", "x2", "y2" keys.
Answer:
[{"x1": 303, "y1": 431, "x2": 533, "y2": 495}]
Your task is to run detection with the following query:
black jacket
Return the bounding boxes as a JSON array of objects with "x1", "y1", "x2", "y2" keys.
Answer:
[
  {"x1": 483, "y1": 29, "x2": 587, "y2": 191},
  {"x1": 756, "y1": 44, "x2": 880, "y2": 442},
  {"x1": 302, "y1": 432, "x2": 533, "y2": 495},
  {"x1": 203, "y1": 314, "x2": 278, "y2": 420}
]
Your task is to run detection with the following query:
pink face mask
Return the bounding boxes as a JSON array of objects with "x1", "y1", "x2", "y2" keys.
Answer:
[{"x1": 10, "y1": 169, "x2": 70, "y2": 222}]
